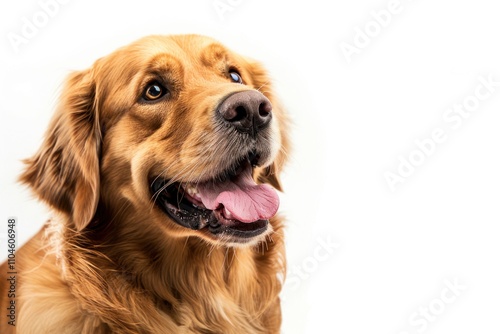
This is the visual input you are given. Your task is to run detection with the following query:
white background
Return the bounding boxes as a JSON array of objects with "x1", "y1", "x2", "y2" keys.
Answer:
[{"x1": 1, "y1": 0, "x2": 500, "y2": 333}]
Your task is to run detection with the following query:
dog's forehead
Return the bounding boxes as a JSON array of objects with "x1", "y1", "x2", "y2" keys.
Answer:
[{"x1": 131, "y1": 35, "x2": 234, "y2": 68}]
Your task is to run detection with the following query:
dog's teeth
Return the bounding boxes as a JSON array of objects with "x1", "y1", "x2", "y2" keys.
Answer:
[
  {"x1": 224, "y1": 208, "x2": 234, "y2": 219},
  {"x1": 185, "y1": 184, "x2": 199, "y2": 197}
]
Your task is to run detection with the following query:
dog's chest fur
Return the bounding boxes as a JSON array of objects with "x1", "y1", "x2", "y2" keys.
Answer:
[{"x1": 13, "y1": 219, "x2": 283, "y2": 334}]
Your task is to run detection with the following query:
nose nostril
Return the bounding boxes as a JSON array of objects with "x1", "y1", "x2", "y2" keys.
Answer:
[
  {"x1": 233, "y1": 105, "x2": 247, "y2": 122},
  {"x1": 258, "y1": 102, "x2": 272, "y2": 118},
  {"x1": 222, "y1": 105, "x2": 248, "y2": 122}
]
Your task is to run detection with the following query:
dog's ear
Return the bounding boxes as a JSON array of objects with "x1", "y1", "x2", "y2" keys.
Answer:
[
  {"x1": 20, "y1": 69, "x2": 100, "y2": 231},
  {"x1": 247, "y1": 60, "x2": 290, "y2": 192}
]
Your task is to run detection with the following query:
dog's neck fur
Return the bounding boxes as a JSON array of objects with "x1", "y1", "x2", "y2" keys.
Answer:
[{"x1": 54, "y1": 211, "x2": 285, "y2": 334}]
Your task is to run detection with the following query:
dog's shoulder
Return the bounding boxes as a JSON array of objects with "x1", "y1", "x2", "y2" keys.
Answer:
[{"x1": 0, "y1": 222, "x2": 106, "y2": 333}]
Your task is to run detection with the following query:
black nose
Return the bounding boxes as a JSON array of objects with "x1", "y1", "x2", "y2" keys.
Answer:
[{"x1": 217, "y1": 90, "x2": 272, "y2": 135}]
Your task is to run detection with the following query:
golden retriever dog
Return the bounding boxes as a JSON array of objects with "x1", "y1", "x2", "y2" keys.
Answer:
[{"x1": 0, "y1": 34, "x2": 289, "y2": 333}]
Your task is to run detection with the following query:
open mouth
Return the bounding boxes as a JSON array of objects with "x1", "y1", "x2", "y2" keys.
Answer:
[{"x1": 150, "y1": 152, "x2": 279, "y2": 240}]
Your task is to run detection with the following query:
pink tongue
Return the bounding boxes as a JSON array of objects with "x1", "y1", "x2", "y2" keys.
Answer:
[{"x1": 197, "y1": 166, "x2": 279, "y2": 223}]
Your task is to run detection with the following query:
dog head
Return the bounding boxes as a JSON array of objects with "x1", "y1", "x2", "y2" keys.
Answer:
[{"x1": 21, "y1": 35, "x2": 289, "y2": 246}]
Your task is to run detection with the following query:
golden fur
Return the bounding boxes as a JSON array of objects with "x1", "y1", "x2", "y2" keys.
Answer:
[{"x1": 0, "y1": 35, "x2": 289, "y2": 333}]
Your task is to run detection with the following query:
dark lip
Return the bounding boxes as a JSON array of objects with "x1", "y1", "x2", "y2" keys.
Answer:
[
  {"x1": 208, "y1": 219, "x2": 268, "y2": 238},
  {"x1": 149, "y1": 152, "x2": 269, "y2": 240}
]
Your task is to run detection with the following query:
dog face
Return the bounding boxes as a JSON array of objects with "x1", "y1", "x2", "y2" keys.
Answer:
[{"x1": 22, "y1": 35, "x2": 289, "y2": 247}]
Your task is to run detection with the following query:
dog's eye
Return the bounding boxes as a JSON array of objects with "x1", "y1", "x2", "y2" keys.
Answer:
[
  {"x1": 229, "y1": 70, "x2": 243, "y2": 84},
  {"x1": 143, "y1": 82, "x2": 167, "y2": 101}
]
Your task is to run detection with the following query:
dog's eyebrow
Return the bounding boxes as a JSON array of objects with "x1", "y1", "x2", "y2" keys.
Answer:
[
  {"x1": 200, "y1": 43, "x2": 230, "y2": 69},
  {"x1": 135, "y1": 53, "x2": 185, "y2": 90},
  {"x1": 146, "y1": 53, "x2": 183, "y2": 74}
]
